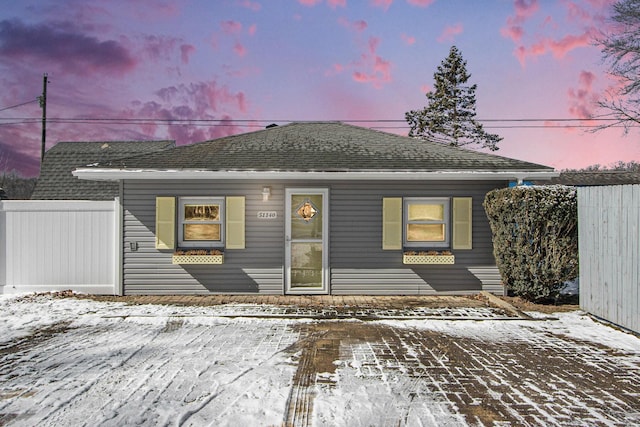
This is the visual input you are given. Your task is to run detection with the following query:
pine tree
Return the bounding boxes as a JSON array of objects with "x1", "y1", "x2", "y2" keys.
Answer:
[{"x1": 405, "y1": 46, "x2": 502, "y2": 151}]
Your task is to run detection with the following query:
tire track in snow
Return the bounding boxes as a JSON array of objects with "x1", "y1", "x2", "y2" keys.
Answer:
[
  {"x1": 29, "y1": 319, "x2": 165, "y2": 426},
  {"x1": 57, "y1": 318, "x2": 211, "y2": 426},
  {"x1": 16, "y1": 316, "x2": 300, "y2": 426}
]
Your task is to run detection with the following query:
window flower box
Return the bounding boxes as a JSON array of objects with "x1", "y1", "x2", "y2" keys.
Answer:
[
  {"x1": 403, "y1": 251, "x2": 455, "y2": 265},
  {"x1": 172, "y1": 249, "x2": 224, "y2": 265}
]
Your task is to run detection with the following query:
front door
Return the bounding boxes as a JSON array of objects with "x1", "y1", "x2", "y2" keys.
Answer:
[{"x1": 285, "y1": 188, "x2": 329, "y2": 294}]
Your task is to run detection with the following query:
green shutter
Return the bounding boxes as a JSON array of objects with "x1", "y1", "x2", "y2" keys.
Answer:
[
  {"x1": 226, "y1": 196, "x2": 245, "y2": 249},
  {"x1": 155, "y1": 197, "x2": 175, "y2": 250},
  {"x1": 382, "y1": 197, "x2": 403, "y2": 250},
  {"x1": 452, "y1": 197, "x2": 472, "y2": 250}
]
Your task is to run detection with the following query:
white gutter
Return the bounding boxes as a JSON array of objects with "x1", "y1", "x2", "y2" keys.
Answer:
[{"x1": 74, "y1": 168, "x2": 559, "y2": 182}]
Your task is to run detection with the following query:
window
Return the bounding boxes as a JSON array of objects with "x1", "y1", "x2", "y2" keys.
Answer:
[
  {"x1": 178, "y1": 197, "x2": 225, "y2": 247},
  {"x1": 382, "y1": 196, "x2": 472, "y2": 251},
  {"x1": 403, "y1": 198, "x2": 450, "y2": 248}
]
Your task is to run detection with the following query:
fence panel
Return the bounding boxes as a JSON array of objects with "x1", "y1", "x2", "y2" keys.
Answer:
[
  {"x1": 0, "y1": 200, "x2": 118, "y2": 295},
  {"x1": 578, "y1": 185, "x2": 639, "y2": 334}
]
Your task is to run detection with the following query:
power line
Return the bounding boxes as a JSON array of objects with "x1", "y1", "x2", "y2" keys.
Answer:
[
  {"x1": 0, "y1": 116, "x2": 626, "y2": 123},
  {"x1": 0, "y1": 116, "x2": 636, "y2": 130},
  {"x1": 0, "y1": 116, "x2": 626, "y2": 124},
  {"x1": 0, "y1": 99, "x2": 38, "y2": 113}
]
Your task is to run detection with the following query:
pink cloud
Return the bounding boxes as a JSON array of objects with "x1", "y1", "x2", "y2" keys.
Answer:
[
  {"x1": 338, "y1": 17, "x2": 368, "y2": 32},
  {"x1": 547, "y1": 30, "x2": 595, "y2": 58},
  {"x1": 420, "y1": 84, "x2": 431, "y2": 93},
  {"x1": 0, "y1": 19, "x2": 136, "y2": 77},
  {"x1": 234, "y1": 42, "x2": 247, "y2": 57},
  {"x1": 351, "y1": 37, "x2": 392, "y2": 88},
  {"x1": 238, "y1": 0, "x2": 262, "y2": 11},
  {"x1": 215, "y1": 21, "x2": 255, "y2": 57},
  {"x1": 298, "y1": 0, "x2": 322, "y2": 5},
  {"x1": 326, "y1": 35, "x2": 392, "y2": 88},
  {"x1": 155, "y1": 81, "x2": 248, "y2": 115},
  {"x1": 180, "y1": 44, "x2": 195, "y2": 64},
  {"x1": 504, "y1": 0, "x2": 611, "y2": 66},
  {"x1": 124, "y1": 81, "x2": 250, "y2": 145},
  {"x1": 401, "y1": 33, "x2": 416, "y2": 45},
  {"x1": 513, "y1": 0, "x2": 540, "y2": 19},
  {"x1": 370, "y1": 0, "x2": 393, "y2": 10},
  {"x1": 501, "y1": 0, "x2": 540, "y2": 42},
  {"x1": 514, "y1": 28, "x2": 596, "y2": 65},
  {"x1": 568, "y1": 70, "x2": 598, "y2": 119},
  {"x1": 437, "y1": 23, "x2": 463, "y2": 43},
  {"x1": 220, "y1": 20, "x2": 243, "y2": 34},
  {"x1": 406, "y1": 0, "x2": 435, "y2": 7},
  {"x1": 500, "y1": 25, "x2": 524, "y2": 42},
  {"x1": 566, "y1": 2, "x2": 590, "y2": 22}
]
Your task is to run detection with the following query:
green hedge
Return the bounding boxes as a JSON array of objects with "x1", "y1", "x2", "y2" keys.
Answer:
[{"x1": 483, "y1": 186, "x2": 578, "y2": 302}]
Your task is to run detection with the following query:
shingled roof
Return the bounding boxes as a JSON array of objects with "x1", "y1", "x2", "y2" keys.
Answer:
[
  {"x1": 96, "y1": 122, "x2": 552, "y2": 173},
  {"x1": 533, "y1": 171, "x2": 640, "y2": 186},
  {"x1": 32, "y1": 141, "x2": 175, "y2": 200}
]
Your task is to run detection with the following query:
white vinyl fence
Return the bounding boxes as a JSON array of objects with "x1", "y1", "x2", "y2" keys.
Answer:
[
  {"x1": 578, "y1": 185, "x2": 639, "y2": 334},
  {"x1": 0, "y1": 200, "x2": 119, "y2": 295}
]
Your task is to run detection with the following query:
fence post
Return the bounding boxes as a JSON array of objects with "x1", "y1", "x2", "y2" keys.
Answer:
[{"x1": 0, "y1": 202, "x2": 5, "y2": 292}]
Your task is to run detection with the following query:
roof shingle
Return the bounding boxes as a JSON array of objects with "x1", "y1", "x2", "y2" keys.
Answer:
[
  {"x1": 533, "y1": 171, "x2": 640, "y2": 186},
  {"x1": 99, "y1": 122, "x2": 552, "y2": 172},
  {"x1": 32, "y1": 141, "x2": 175, "y2": 200}
]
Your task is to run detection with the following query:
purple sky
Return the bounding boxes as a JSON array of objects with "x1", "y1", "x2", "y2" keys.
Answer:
[{"x1": 1, "y1": 0, "x2": 638, "y2": 177}]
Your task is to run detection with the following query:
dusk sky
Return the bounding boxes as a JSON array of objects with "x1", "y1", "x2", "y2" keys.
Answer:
[{"x1": 1, "y1": 0, "x2": 639, "y2": 177}]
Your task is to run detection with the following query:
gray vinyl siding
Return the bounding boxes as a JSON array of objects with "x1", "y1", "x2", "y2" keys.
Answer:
[
  {"x1": 329, "y1": 181, "x2": 501, "y2": 295},
  {"x1": 123, "y1": 180, "x2": 285, "y2": 295},
  {"x1": 121, "y1": 179, "x2": 504, "y2": 295}
]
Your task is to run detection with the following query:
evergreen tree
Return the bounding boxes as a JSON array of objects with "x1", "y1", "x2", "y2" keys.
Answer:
[{"x1": 405, "y1": 46, "x2": 502, "y2": 151}]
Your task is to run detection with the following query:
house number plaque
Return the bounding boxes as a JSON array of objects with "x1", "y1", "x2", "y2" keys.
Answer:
[{"x1": 257, "y1": 211, "x2": 277, "y2": 219}]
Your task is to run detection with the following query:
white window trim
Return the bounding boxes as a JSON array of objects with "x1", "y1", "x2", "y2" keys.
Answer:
[
  {"x1": 403, "y1": 197, "x2": 450, "y2": 248},
  {"x1": 178, "y1": 197, "x2": 225, "y2": 248}
]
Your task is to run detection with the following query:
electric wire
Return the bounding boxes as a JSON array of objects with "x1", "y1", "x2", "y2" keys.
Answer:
[
  {"x1": 0, "y1": 99, "x2": 38, "y2": 112},
  {"x1": 0, "y1": 115, "x2": 635, "y2": 130}
]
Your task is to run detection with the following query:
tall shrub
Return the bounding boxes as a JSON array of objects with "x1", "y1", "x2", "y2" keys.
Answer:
[{"x1": 483, "y1": 186, "x2": 578, "y2": 302}]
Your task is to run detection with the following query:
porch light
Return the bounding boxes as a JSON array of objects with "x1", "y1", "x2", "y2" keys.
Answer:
[{"x1": 262, "y1": 186, "x2": 271, "y2": 201}]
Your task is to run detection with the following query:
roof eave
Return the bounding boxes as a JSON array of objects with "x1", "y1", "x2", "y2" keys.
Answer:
[{"x1": 73, "y1": 168, "x2": 559, "y2": 182}]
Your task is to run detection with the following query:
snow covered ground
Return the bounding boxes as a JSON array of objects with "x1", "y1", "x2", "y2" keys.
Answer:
[{"x1": 0, "y1": 294, "x2": 639, "y2": 426}]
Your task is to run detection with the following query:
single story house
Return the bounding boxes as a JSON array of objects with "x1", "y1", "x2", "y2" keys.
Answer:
[
  {"x1": 74, "y1": 122, "x2": 557, "y2": 295},
  {"x1": 32, "y1": 140, "x2": 175, "y2": 200}
]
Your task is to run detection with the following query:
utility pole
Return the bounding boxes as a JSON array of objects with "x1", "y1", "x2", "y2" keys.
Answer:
[{"x1": 38, "y1": 73, "x2": 49, "y2": 163}]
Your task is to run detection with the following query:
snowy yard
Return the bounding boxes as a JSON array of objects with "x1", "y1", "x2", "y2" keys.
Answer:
[{"x1": 1, "y1": 294, "x2": 639, "y2": 426}]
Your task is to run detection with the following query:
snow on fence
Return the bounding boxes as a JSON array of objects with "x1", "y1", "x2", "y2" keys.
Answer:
[
  {"x1": 578, "y1": 185, "x2": 639, "y2": 334},
  {"x1": 0, "y1": 200, "x2": 119, "y2": 295}
]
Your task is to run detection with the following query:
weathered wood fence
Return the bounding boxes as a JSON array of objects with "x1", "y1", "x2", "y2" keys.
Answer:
[
  {"x1": 578, "y1": 185, "x2": 639, "y2": 334},
  {"x1": 0, "y1": 200, "x2": 119, "y2": 295}
]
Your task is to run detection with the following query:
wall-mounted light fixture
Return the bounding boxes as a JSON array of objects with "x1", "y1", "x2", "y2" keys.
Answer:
[{"x1": 262, "y1": 186, "x2": 271, "y2": 201}]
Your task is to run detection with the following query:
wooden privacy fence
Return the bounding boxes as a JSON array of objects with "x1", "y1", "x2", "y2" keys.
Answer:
[
  {"x1": 578, "y1": 185, "x2": 639, "y2": 334},
  {"x1": 0, "y1": 200, "x2": 119, "y2": 295}
]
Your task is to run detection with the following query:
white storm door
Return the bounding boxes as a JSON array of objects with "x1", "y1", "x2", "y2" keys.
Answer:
[{"x1": 285, "y1": 188, "x2": 329, "y2": 294}]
